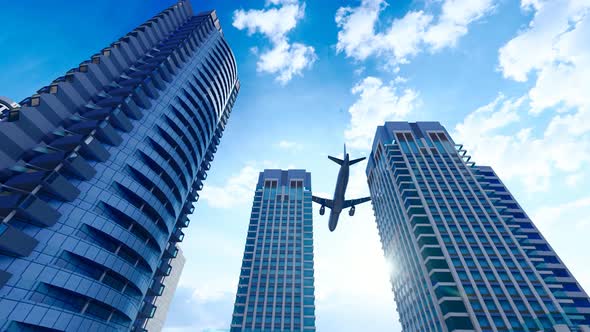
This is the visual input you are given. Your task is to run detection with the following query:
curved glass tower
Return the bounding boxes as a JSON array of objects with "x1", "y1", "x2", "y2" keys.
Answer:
[{"x1": 0, "y1": 1, "x2": 239, "y2": 331}]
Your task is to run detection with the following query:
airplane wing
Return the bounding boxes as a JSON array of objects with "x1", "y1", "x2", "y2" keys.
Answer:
[
  {"x1": 312, "y1": 196, "x2": 334, "y2": 209},
  {"x1": 349, "y1": 157, "x2": 366, "y2": 165},
  {"x1": 343, "y1": 196, "x2": 371, "y2": 208}
]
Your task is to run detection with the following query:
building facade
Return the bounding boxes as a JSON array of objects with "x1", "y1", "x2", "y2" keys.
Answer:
[
  {"x1": 144, "y1": 248, "x2": 186, "y2": 332},
  {"x1": 231, "y1": 170, "x2": 316, "y2": 331},
  {"x1": 366, "y1": 122, "x2": 590, "y2": 331},
  {"x1": 0, "y1": 1, "x2": 239, "y2": 331}
]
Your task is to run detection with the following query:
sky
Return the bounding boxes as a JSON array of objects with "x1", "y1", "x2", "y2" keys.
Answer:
[{"x1": 1, "y1": 0, "x2": 590, "y2": 331}]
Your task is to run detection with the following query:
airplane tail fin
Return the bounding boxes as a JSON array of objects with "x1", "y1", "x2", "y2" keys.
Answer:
[
  {"x1": 349, "y1": 157, "x2": 366, "y2": 165},
  {"x1": 328, "y1": 155, "x2": 343, "y2": 165},
  {"x1": 344, "y1": 144, "x2": 347, "y2": 158}
]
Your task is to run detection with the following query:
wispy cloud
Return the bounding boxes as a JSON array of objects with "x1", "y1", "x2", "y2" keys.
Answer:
[
  {"x1": 452, "y1": 93, "x2": 590, "y2": 192},
  {"x1": 335, "y1": 0, "x2": 496, "y2": 69},
  {"x1": 275, "y1": 140, "x2": 303, "y2": 151},
  {"x1": 498, "y1": 0, "x2": 590, "y2": 113},
  {"x1": 344, "y1": 76, "x2": 418, "y2": 150},
  {"x1": 233, "y1": 1, "x2": 316, "y2": 84},
  {"x1": 453, "y1": 0, "x2": 590, "y2": 193},
  {"x1": 200, "y1": 161, "x2": 298, "y2": 208},
  {"x1": 199, "y1": 164, "x2": 260, "y2": 209}
]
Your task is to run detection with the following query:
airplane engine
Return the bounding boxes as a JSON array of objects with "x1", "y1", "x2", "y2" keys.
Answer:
[
  {"x1": 349, "y1": 206, "x2": 355, "y2": 216},
  {"x1": 320, "y1": 205, "x2": 325, "y2": 215}
]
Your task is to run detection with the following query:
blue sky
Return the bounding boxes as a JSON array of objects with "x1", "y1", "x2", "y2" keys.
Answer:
[{"x1": 2, "y1": 0, "x2": 590, "y2": 331}]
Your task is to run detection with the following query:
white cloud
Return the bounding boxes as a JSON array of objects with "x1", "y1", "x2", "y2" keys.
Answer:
[
  {"x1": 335, "y1": 0, "x2": 495, "y2": 67},
  {"x1": 200, "y1": 164, "x2": 260, "y2": 208},
  {"x1": 565, "y1": 172, "x2": 585, "y2": 188},
  {"x1": 532, "y1": 196, "x2": 590, "y2": 229},
  {"x1": 233, "y1": 3, "x2": 303, "y2": 43},
  {"x1": 233, "y1": 1, "x2": 316, "y2": 84},
  {"x1": 200, "y1": 161, "x2": 302, "y2": 208},
  {"x1": 498, "y1": 0, "x2": 590, "y2": 112},
  {"x1": 452, "y1": 0, "x2": 590, "y2": 192},
  {"x1": 257, "y1": 40, "x2": 317, "y2": 84},
  {"x1": 452, "y1": 94, "x2": 590, "y2": 192},
  {"x1": 344, "y1": 76, "x2": 418, "y2": 150},
  {"x1": 528, "y1": 196, "x2": 590, "y2": 302},
  {"x1": 275, "y1": 140, "x2": 303, "y2": 151},
  {"x1": 424, "y1": 0, "x2": 496, "y2": 50}
]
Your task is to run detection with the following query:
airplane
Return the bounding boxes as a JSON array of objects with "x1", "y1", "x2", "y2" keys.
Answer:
[{"x1": 312, "y1": 145, "x2": 371, "y2": 232}]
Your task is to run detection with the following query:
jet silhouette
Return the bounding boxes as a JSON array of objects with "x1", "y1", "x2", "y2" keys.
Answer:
[{"x1": 312, "y1": 145, "x2": 371, "y2": 232}]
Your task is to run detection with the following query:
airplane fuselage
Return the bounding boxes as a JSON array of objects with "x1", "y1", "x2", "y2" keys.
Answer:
[{"x1": 328, "y1": 154, "x2": 349, "y2": 231}]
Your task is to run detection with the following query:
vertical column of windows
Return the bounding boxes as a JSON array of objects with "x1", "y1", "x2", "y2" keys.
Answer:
[
  {"x1": 431, "y1": 132, "x2": 526, "y2": 329},
  {"x1": 414, "y1": 133, "x2": 504, "y2": 330},
  {"x1": 426, "y1": 131, "x2": 559, "y2": 330},
  {"x1": 399, "y1": 133, "x2": 479, "y2": 331},
  {"x1": 372, "y1": 139, "x2": 441, "y2": 332},
  {"x1": 396, "y1": 133, "x2": 458, "y2": 331}
]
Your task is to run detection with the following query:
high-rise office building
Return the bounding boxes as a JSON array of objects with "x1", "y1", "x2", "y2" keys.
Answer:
[
  {"x1": 231, "y1": 170, "x2": 316, "y2": 331},
  {"x1": 366, "y1": 122, "x2": 590, "y2": 331},
  {"x1": 0, "y1": 1, "x2": 239, "y2": 331}
]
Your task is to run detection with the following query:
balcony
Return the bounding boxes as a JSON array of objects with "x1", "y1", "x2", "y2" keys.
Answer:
[
  {"x1": 14, "y1": 194, "x2": 61, "y2": 227},
  {"x1": 425, "y1": 257, "x2": 450, "y2": 270},
  {"x1": 444, "y1": 314, "x2": 474, "y2": 331},
  {"x1": 176, "y1": 215, "x2": 190, "y2": 228},
  {"x1": 421, "y1": 244, "x2": 443, "y2": 260},
  {"x1": 434, "y1": 285, "x2": 460, "y2": 299},
  {"x1": 80, "y1": 136, "x2": 110, "y2": 162},
  {"x1": 440, "y1": 298, "x2": 468, "y2": 316},
  {"x1": 0, "y1": 223, "x2": 39, "y2": 257},
  {"x1": 42, "y1": 171, "x2": 80, "y2": 202},
  {"x1": 170, "y1": 227, "x2": 185, "y2": 242},
  {"x1": 417, "y1": 234, "x2": 438, "y2": 247},
  {"x1": 63, "y1": 153, "x2": 96, "y2": 180},
  {"x1": 400, "y1": 188, "x2": 418, "y2": 202},
  {"x1": 156, "y1": 261, "x2": 172, "y2": 276},
  {"x1": 407, "y1": 205, "x2": 427, "y2": 215},
  {"x1": 414, "y1": 224, "x2": 435, "y2": 237},
  {"x1": 163, "y1": 243, "x2": 179, "y2": 258},
  {"x1": 27, "y1": 151, "x2": 65, "y2": 170},
  {"x1": 147, "y1": 279, "x2": 165, "y2": 296},
  {"x1": 411, "y1": 216, "x2": 430, "y2": 231},
  {"x1": 138, "y1": 301, "x2": 157, "y2": 318},
  {"x1": 430, "y1": 271, "x2": 455, "y2": 285}
]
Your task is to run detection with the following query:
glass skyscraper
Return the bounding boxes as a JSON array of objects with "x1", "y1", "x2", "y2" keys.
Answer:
[
  {"x1": 231, "y1": 169, "x2": 316, "y2": 331},
  {"x1": 366, "y1": 122, "x2": 590, "y2": 331},
  {"x1": 0, "y1": 1, "x2": 238, "y2": 331}
]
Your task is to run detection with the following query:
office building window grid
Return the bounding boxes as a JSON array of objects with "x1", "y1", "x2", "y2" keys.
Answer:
[
  {"x1": 231, "y1": 170, "x2": 316, "y2": 331},
  {"x1": 366, "y1": 122, "x2": 590, "y2": 331}
]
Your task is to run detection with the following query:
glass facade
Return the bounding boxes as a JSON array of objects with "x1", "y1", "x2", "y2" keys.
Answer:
[
  {"x1": 366, "y1": 122, "x2": 590, "y2": 331},
  {"x1": 231, "y1": 170, "x2": 316, "y2": 332},
  {"x1": 0, "y1": 1, "x2": 239, "y2": 331}
]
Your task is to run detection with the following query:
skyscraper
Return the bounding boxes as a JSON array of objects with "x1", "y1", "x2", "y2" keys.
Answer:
[
  {"x1": 231, "y1": 170, "x2": 316, "y2": 332},
  {"x1": 0, "y1": 1, "x2": 239, "y2": 331},
  {"x1": 366, "y1": 122, "x2": 590, "y2": 331}
]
